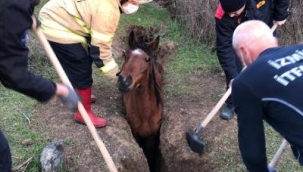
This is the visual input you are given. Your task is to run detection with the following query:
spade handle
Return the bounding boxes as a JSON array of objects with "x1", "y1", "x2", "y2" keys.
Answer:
[
  {"x1": 200, "y1": 87, "x2": 231, "y2": 128},
  {"x1": 32, "y1": 16, "x2": 118, "y2": 172},
  {"x1": 268, "y1": 139, "x2": 288, "y2": 167}
]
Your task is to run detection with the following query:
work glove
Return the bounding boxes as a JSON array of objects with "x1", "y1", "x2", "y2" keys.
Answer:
[
  {"x1": 103, "y1": 65, "x2": 120, "y2": 84},
  {"x1": 268, "y1": 166, "x2": 277, "y2": 172},
  {"x1": 59, "y1": 85, "x2": 80, "y2": 112}
]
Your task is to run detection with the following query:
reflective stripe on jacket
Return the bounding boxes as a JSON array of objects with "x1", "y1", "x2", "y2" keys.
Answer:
[{"x1": 39, "y1": 0, "x2": 120, "y2": 71}]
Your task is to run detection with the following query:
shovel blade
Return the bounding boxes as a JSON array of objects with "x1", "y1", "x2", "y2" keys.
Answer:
[{"x1": 186, "y1": 131, "x2": 206, "y2": 154}]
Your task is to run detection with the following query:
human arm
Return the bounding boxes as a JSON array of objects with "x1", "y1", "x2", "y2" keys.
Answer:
[
  {"x1": 0, "y1": 0, "x2": 58, "y2": 102},
  {"x1": 232, "y1": 79, "x2": 269, "y2": 172},
  {"x1": 90, "y1": 5, "x2": 120, "y2": 84},
  {"x1": 0, "y1": 1, "x2": 79, "y2": 111}
]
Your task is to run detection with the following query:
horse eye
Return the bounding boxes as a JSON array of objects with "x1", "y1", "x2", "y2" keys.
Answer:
[{"x1": 145, "y1": 56, "x2": 150, "y2": 62}]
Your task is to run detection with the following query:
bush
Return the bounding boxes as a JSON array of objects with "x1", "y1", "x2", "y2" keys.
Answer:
[
  {"x1": 156, "y1": 0, "x2": 218, "y2": 48},
  {"x1": 156, "y1": 0, "x2": 303, "y2": 47},
  {"x1": 278, "y1": 0, "x2": 303, "y2": 45}
]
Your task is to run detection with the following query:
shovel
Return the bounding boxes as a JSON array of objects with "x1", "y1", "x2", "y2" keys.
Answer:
[
  {"x1": 31, "y1": 16, "x2": 118, "y2": 172},
  {"x1": 186, "y1": 23, "x2": 279, "y2": 154},
  {"x1": 186, "y1": 87, "x2": 231, "y2": 154},
  {"x1": 268, "y1": 139, "x2": 288, "y2": 168}
]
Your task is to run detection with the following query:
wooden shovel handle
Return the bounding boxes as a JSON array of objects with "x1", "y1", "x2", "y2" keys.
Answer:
[
  {"x1": 32, "y1": 17, "x2": 118, "y2": 172},
  {"x1": 200, "y1": 87, "x2": 231, "y2": 127},
  {"x1": 271, "y1": 23, "x2": 278, "y2": 33},
  {"x1": 268, "y1": 139, "x2": 288, "y2": 168}
]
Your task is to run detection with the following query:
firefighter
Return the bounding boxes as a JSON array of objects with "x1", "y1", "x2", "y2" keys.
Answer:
[
  {"x1": 215, "y1": 0, "x2": 290, "y2": 120},
  {"x1": 39, "y1": 0, "x2": 153, "y2": 128},
  {"x1": 0, "y1": 0, "x2": 79, "y2": 171},
  {"x1": 233, "y1": 20, "x2": 303, "y2": 172}
]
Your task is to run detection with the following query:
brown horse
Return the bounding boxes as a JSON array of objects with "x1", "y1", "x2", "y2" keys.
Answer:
[{"x1": 117, "y1": 31, "x2": 163, "y2": 172}]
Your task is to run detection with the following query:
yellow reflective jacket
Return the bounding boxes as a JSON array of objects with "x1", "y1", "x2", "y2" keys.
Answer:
[{"x1": 39, "y1": 0, "x2": 120, "y2": 72}]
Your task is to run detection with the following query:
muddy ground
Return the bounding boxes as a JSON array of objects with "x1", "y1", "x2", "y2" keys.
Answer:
[{"x1": 32, "y1": 24, "x2": 241, "y2": 172}]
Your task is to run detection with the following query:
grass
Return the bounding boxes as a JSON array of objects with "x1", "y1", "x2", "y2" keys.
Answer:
[
  {"x1": 0, "y1": 1, "x2": 301, "y2": 172},
  {"x1": 0, "y1": 86, "x2": 49, "y2": 171},
  {"x1": 119, "y1": 4, "x2": 221, "y2": 95}
]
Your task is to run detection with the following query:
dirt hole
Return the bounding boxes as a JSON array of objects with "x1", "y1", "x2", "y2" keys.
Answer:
[{"x1": 121, "y1": 25, "x2": 177, "y2": 172}]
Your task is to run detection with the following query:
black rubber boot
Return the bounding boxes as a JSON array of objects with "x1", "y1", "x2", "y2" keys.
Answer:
[{"x1": 220, "y1": 104, "x2": 235, "y2": 120}]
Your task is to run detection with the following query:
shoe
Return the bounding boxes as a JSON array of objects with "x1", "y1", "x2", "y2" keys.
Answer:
[
  {"x1": 220, "y1": 104, "x2": 235, "y2": 120},
  {"x1": 74, "y1": 87, "x2": 107, "y2": 128}
]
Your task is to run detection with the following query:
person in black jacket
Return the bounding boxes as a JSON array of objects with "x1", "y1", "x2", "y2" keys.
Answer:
[
  {"x1": 0, "y1": 1, "x2": 79, "y2": 171},
  {"x1": 232, "y1": 20, "x2": 303, "y2": 172},
  {"x1": 215, "y1": 0, "x2": 289, "y2": 120}
]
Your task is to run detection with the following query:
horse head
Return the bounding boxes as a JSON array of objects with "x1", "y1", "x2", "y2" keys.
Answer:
[{"x1": 117, "y1": 31, "x2": 160, "y2": 92}]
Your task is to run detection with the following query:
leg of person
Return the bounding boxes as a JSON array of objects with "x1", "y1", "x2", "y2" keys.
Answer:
[
  {"x1": 49, "y1": 41, "x2": 107, "y2": 127},
  {"x1": 220, "y1": 96, "x2": 235, "y2": 120},
  {"x1": 219, "y1": 70, "x2": 235, "y2": 120},
  {"x1": 220, "y1": 53, "x2": 243, "y2": 120},
  {"x1": 0, "y1": 130, "x2": 12, "y2": 172}
]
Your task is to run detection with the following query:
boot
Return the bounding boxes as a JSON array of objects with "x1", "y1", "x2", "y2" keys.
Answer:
[
  {"x1": 74, "y1": 87, "x2": 107, "y2": 127},
  {"x1": 220, "y1": 104, "x2": 235, "y2": 120}
]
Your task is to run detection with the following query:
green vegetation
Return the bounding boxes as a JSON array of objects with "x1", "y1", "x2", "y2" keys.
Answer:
[
  {"x1": 0, "y1": 86, "x2": 48, "y2": 171},
  {"x1": 119, "y1": 4, "x2": 220, "y2": 95}
]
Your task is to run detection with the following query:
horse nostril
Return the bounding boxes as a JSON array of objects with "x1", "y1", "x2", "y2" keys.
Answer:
[
  {"x1": 118, "y1": 75, "x2": 123, "y2": 83},
  {"x1": 118, "y1": 75, "x2": 132, "y2": 92},
  {"x1": 125, "y1": 76, "x2": 132, "y2": 86}
]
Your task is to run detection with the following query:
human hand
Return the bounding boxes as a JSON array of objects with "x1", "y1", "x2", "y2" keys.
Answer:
[
  {"x1": 274, "y1": 19, "x2": 286, "y2": 26},
  {"x1": 57, "y1": 84, "x2": 80, "y2": 112},
  {"x1": 268, "y1": 166, "x2": 277, "y2": 172},
  {"x1": 103, "y1": 65, "x2": 120, "y2": 84}
]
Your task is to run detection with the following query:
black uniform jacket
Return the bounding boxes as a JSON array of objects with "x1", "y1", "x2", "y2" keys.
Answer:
[
  {"x1": 215, "y1": 0, "x2": 289, "y2": 81},
  {"x1": 233, "y1": 44, "x2": 303, "y2": 171},
  {"x1": 0, "y1": 0, "x2": 56, "y2": 102}
]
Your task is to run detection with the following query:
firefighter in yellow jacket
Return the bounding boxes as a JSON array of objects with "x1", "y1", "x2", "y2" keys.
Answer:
[{"x1": 39, "y1": 0, "x2": 152, "y2": 128}]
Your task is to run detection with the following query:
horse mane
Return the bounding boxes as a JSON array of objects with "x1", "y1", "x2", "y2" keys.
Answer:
[{"x1": 130, "y1": 42, "x2": 163, "y2": 107}]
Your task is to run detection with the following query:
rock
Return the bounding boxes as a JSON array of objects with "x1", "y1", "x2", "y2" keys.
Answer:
[
  {"x1": 22, "y1": 139, "x2": 34, "y2": 146},
  {"x1": 40, "y1": 140, "x2": 65, "y2": 172}
]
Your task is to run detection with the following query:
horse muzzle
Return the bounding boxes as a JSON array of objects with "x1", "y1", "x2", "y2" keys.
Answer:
[{"x1": 118, "y1": 75, "x2": 133, "y2": 92}]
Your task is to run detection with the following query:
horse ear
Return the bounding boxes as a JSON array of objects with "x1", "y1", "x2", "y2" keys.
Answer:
[
  {"x1": 128, "y1": 30, "x2": 138, "y2": 47},
  {"x1": 148, "y1": 36, "x2": 160, "y2": 51}
]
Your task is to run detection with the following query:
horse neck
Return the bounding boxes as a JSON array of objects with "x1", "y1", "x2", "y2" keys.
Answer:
[{"x1": 138, "y1": 62, "x2": 162, "y2": 106}]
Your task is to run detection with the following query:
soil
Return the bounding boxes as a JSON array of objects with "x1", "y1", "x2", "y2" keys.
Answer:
[{"x1": 33, "y1": 24, "x2": 240, "y2": 172}]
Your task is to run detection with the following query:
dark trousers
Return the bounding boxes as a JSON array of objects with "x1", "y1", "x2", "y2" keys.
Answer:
[
  {"x1": 222, "y1": 55, "x2": 243, "y2": 106},
  {"x1": 0, "y1": 130, "x2": 11, "y2": 172},
  {"x1": 291, "y1": 146, "x2": 303, "y2": 166},
  {"x1": 49, "y1": 41, "x2": 93, "y2": 89}
]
